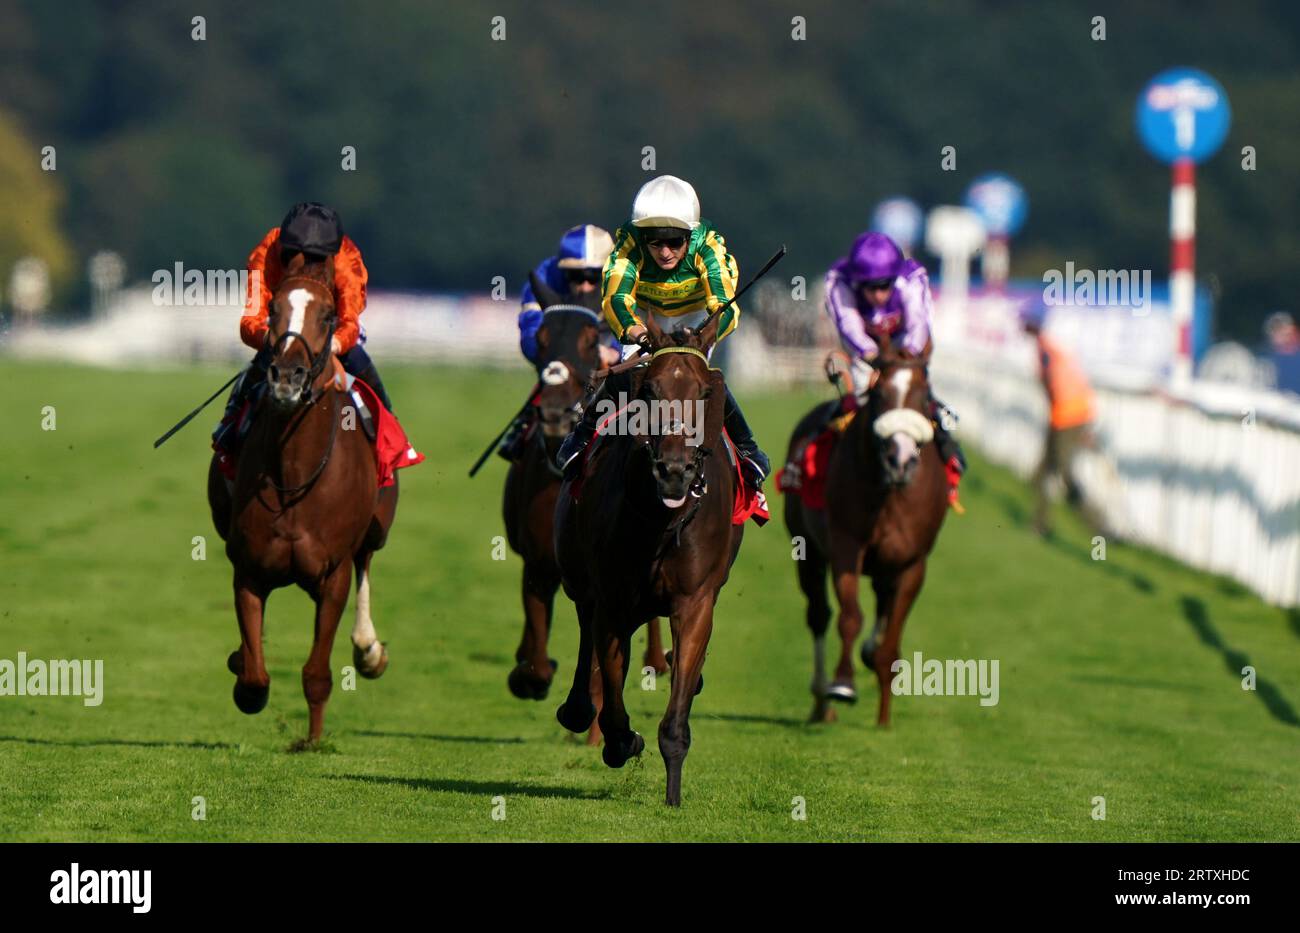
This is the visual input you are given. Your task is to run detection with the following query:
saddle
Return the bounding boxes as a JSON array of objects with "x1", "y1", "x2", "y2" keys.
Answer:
[
  {"x1": 567, "y1": 402, "x2": 768, "y2": 527},
  {"x1": 213, "y1": 367, "x2": 423, "y2": 488},
  {"x1": 775, "y1": 400, "x2": 857, "y2": 511}
]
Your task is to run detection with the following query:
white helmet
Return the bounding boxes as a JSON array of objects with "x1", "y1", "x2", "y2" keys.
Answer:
[{"x1": 631, "y1": 175, "x2": 700, "y2": 230}]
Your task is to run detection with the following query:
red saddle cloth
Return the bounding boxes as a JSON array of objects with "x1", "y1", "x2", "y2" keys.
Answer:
[
  {"x1": 775, "y1": 429, "x2": 837, "y2": 511},
  {"x1": 569, "y1": 411, "x2": 768, "y2": 527},
  {"x1": 214, "y1": 378, "x2": 423, "y2": 488},
  {"x1": 353, "y1": 378, "x2": 424, "y2": 487},
  {"x1": 724, "y1": 429, "x2": 769, "y2": 527}
]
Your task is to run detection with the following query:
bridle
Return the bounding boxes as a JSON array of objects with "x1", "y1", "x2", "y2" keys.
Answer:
[
  {"x1": 265, "y1": 280, "x2": 341, "y2": 498},
  {"x1": 534, "y1": 306, "x2": 605, "y2": 476},
  {"x1": 632, "y1": 346, "x2": 717, "y2": 551},
  {"x1": 864, "y1": 355, "x2": 934, "y2": 467}
]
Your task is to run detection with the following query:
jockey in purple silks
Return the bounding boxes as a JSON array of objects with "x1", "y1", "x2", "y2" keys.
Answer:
[{"x1": 823, "y1": 231, "x2": 966, "y2": 508}]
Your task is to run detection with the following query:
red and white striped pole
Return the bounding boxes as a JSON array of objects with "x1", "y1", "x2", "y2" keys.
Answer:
[{"x1": 1169, "y1": 157, "x2": 1196, "y2": 386}]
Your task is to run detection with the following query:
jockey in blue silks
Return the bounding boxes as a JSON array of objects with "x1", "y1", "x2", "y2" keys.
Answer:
[{"x1": 499, "y1": 224, "x2": 620, "y2": 461}]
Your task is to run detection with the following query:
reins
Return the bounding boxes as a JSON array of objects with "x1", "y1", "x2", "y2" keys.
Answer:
[{"x1": 264, "y1": 283, "x2": 343, "y2": 499}]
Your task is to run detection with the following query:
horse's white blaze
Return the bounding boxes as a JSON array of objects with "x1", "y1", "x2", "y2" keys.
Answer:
[
  {"x1": 351, "y1": 568, "x2": 379, "y2": 659},
  {"x1": 285, "y1": 288, "x2": 311, "y2": 349},
  {"x1": 887, "y1": 366, "x2": 913, "y2": 399},
  {"x1": 892, "y1": 432, "x2": 920, "y2": 463}
]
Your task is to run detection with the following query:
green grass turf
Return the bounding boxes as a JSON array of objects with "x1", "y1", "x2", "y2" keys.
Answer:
[{"x1": 0, "y1": 360, "x2": 1297, "y2": 841}]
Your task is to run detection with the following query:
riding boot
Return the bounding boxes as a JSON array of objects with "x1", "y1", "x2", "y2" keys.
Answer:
[
  {"x1": 556, "y1": 370, "x2": 628, "y2": 477},
  {"x1": 930, "y1": 394, "x2": 966, "y2": 473},
  {"x1": 723, "y1": 385, "x2": 770, "y2": 490},
  {"x1": 930, "y1": 393, "x2": 967, "y2": 512},
  {"x1": 340, "y1": 345, "x2": 393, "y2": 412},
  {"x1": 212, "y1": 348, "x2": 271, "y2": 454},
  {"x1": 497, "y1": 411, "x2": 531, "y2": 462}
]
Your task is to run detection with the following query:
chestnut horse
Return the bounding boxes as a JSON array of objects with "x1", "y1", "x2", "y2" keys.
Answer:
[
  {"x1": 207, "y1": 253, "x2": 396, "y2": 745},
  {"x1": 503, "y1": 275, "x2": 668, "y2": 744},
  {"x1": 554, "y1": 313, "x2": 742, "y2": 806},
  {"x1": 784, "y1": 338, "x2": 949, "y2": 726}
]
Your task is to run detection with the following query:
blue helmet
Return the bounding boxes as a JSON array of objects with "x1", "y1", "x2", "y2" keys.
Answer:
[{"x1": 555, "y1": 224, "x2": 614, "y2": 271}]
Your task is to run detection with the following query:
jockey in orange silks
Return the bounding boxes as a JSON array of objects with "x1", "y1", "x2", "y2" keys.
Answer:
[{"x1": 213, "y1": 202, "x2": 393, "y2": 457}]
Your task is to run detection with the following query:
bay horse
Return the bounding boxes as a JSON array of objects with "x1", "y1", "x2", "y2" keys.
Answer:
[
  {"x1": 783, "y1": 335, "x2": 949, "y2": 726},
  {"x1": 502, "y1": 275, "x2": 667, "y2": 744},
  {"x1": 554, "y1": 312, "x2": 742, "y2": 806},
  {"x1": 206, "y1": 252, "x2": 396, "y2": 746}
]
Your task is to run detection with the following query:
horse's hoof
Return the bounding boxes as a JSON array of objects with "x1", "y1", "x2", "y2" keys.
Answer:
[
  {"x1": 601, "y1": 730, "x2": 645, "y2": 768},
  {"x1": 556, "y1": 698, "x2": 596, "y2": 734},
  {"x1": 353, "y1": 642, "x2": 389, "y2": 680},
  {"x1": 232, "y1": 681, "x2": 269, "y2": 715},
  {"x1": 825, "y1": 681, "x2": 858, "y2": 704},
  {"x1": 508, "y1": 664, "x2": 550, "y2": 701},
  {"x1": 860, "y1": 639, "x2": 879, "y2": 668},
  {"x1": 227, "y1": 650, "x2": 243, "y2": 675},
  {"x1": 809, "y1": 703, "x2": 838, "y2": 724}
]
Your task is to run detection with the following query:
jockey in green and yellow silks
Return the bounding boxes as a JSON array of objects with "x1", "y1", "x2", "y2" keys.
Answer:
[
  {"x1": 601, "y1": 219, "x2": 741, "y2": 347},
  {"x1": 557, "y1": 175, "x2": 770, "y2": 490}
]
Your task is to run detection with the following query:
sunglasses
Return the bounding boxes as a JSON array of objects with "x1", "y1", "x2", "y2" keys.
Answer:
[
  {"x1": 646, "y1": 236, "x2": 687, "y2": 250},
  {"x1": 564, "y1": 268, "x2": 601, "y2": 285},
  {"x1": 860, "y1": 278, "x2": 894, "y2": 291}
]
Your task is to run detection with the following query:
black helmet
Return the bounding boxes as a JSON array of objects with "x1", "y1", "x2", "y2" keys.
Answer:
[{"x1": 278, "y1": 202, "x2": 344, "y2": 257}]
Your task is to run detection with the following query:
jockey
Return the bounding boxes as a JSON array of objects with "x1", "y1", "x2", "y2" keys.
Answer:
[
  {"x1": 498, "y1": 224, "x2": 619, "y2": 461},
  {"x1": 555, "y1": 174, "x2": 770, "y2": 490},
  {"x1": 213, "y1": 202, "x2": 392, "y2": 460},
  {"x1": 518, "y1": 224, "x2": 620, "y2": 365},
  {"x1": 823, "y1": 230, "x2": 966, "y2": 506}
]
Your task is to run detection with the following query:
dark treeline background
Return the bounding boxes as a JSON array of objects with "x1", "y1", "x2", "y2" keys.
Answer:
[{"x1": 2, "y1": 0, "x2": 1297, "y2": 342}]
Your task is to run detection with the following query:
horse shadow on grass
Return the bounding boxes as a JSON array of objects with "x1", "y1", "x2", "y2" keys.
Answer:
[
  {"x1": 0, "y1": 734, "x2": 237, "y2": 751},
  {"x1": 325, "y1": 773, "x2": 610, "y2": 800},
  {"x1": 346, "y1": 729, "x2": 526, "y2": 745},
  {"x1": 1180, "y1": 596, "x2": 1300, "y2": 728},
  {"x1": 1286, "y1": 607, "x2": 1300, "y2": 643},
  {"x1": 984, "y1": 484, "x2": 1154, "y2": 594},
  {"x1": 697, "y1": 711, "x2": 807, "y2": 729}
]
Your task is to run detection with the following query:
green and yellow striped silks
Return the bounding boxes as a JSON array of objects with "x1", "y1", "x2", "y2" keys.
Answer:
[{"x1": 601, "y1": 220, "x2": 741, "y2": 343}]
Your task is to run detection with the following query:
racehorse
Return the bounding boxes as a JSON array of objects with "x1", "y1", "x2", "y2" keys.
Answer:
[
  {"x1": 502, "y1": 275, "x2": 668, "y2": 745},
  {"x1": 207, "y1": 252, "x2": 397, "y2": 746},
  {"x1": 783, "y1": 335, "x2": 949, "y2": 726},
  {"x1": 554, "y1": 311, "x2": 742, "y2": 806}
]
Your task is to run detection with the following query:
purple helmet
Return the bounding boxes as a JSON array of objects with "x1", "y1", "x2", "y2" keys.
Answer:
[{"x1": 845, "y1": 231, "x2": 904, "y2": 284}]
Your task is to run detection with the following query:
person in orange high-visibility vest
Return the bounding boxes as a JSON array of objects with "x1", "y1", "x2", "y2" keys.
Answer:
[{"x1": 1022, "y1": 308, "x2": 1107, "y2": 538}]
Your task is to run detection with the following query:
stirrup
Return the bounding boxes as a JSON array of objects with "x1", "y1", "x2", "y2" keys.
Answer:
[{"x1": 557, "y1": 436, "x2": 586, "y2": 477}]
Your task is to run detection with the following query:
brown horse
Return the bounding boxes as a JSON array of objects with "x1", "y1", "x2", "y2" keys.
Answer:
[
  {"x1": 502, "y1": 275, "x2": 667, "y2": 744},
  {"x1": 207, "y1": 253, "x2": 397, "y2": 745},
  {"x1": 784, "y1": 338, "x2": 949, "y2": 726},
  {"x1": 554, "y1": 312, "x2": 742, "y2": 806}
]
